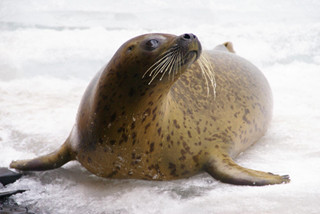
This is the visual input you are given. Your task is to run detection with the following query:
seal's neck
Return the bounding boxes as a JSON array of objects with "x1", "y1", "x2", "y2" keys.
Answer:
[{"x1": 94, "y1": 66, "x2": 176, "y2": 122}]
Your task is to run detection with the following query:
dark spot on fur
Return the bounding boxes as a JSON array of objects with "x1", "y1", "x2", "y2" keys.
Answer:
[
  {"x1": 168, "y1": 162, "x2": 177, "y2": 176},
  {"x1": 110, "y1": 112, "x2": 116, "y2": 122},
  {"x1": 98, "y1": 138, "x2": 103, "y2": 144},
  {"x1": 152, "y1": 106, "x2": 158, "y2": 114},
  {"x1": 150, "y1": 142, "x2": 155, "y2": 153},
  {"x1": 132, "y1": 132, "x2": 137, "y2": 139},
  {"x1": 166, "y1": 135, "x2": 171, "y2": 142},
  {"x1": 182, "y1": 141, "x2": 193, "y2": 154},
  {"x1": 131, "y1": 122, "x2": 136, "y2": 129},
  {"x1": 197, "y1": 127, "x2": 201, "y2": 135},
  {"x1": 121, "y1": 133, "x2": 128, "y2": 143},
  {"x1": 140, "y1": 92, "x2": 146, "y2": 96},
  {"x1": 242, "y1": 109, "x2": 251, "y2": 124},
  {"x1": 117, "y1": 127, "x2": 124, "y2": 133},
  {"x1": 107, "y1": 170, "x2": 118, "y2": 178},
  {"x1": 129, "y1": 88, "x2": 135, "y2": 97},
  {"x1": 110, "y1": 140, "x2": 116, "y2": 145},
  {"x1": 210, "y1": 116, "x2": 217, "y2": 121},
  {"x1": 187, "y1": 131, "x2": 192, "y2": 138},
  {"x1": 192, "y1": 155, "x2": 199, "y2": 163},
  {"x1": 144, "y1": 123, "x2": 151, "y2": 133},
  {"x1": 173, "y1": 120, "x2": 180, "y2": 129},
  {"x1": 152, "y1": 114, "x2": 157, "y2": 121},
  {"x1": 179, "y1": 149, "x2": 187, "y2": 161},
  {"x1": 87, "y1": 157, "x2": 92, "y2": 163},
  {"x1": 157, "y1": 127, "x2": 162, "y2": 136},
  {"x1": 144, "y1": 108, "x2": 151, "y2": 115}
]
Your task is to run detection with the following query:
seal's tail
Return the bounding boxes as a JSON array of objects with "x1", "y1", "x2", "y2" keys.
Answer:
[{"x1": 10, "y1": 140, "x2": 75, "y2": 171}]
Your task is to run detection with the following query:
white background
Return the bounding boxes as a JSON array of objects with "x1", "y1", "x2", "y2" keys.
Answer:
[{"x1": 0, "y1": 0, "x2": 320, "y2": 213}]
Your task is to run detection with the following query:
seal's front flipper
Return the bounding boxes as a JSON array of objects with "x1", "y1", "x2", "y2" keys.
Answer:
[
  {"x1": 10, "y1": 141, "x2": 75, "y2": 171},
  {"x1": 205, "y1": 153, "x2": 290, "y2": 186}
]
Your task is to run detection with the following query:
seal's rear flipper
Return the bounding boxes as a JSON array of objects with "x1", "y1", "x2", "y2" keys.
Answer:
[
  {"x1": 213, "y1": 42, "x2": 235, "y2": 53},
  {"x1": 205, "y1": 153, "x2": 290, "y2": 186},
  {"x1": 10, "y1": 141, "x2": 75, "y2": 171}
]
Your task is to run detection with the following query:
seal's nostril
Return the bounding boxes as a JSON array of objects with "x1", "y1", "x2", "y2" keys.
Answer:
[{"x1": 183, "y1": 34, "x2": 191, "y2": 40}]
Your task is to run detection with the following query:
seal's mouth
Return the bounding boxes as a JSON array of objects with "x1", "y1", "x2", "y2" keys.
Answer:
[{"x1": 182, "y1": 50, "x2": 199, "y2": 66}]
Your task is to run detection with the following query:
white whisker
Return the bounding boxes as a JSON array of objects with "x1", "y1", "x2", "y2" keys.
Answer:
[
  {"x1": 169, "y1": 53, "x2": 179, "y2": 81},
  {"x1": 198, "y1": 53, "x2": 216, "y2": 99},
  {"x1": 148, "y1": 54, "x2": 174, "y2": 84},
  {"x1": 160, "y1": 51, "x2": 177, "y2": 81},
  {"x1": 142, "y1": 47, "x2": 179, "y2": 79}
]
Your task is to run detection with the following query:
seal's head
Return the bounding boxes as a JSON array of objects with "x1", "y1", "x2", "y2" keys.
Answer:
[{"x1": 109, "y1": 33, "x2": 202, "y2": 87}]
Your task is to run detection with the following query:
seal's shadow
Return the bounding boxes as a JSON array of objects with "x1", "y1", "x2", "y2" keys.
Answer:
[{"x1": 28, "y1": 162, "x2": 218, "y2": 200}]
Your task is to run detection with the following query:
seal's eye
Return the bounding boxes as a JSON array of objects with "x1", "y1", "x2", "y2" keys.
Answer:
[{"x1": 145, "y1": 39, "x2": 159, "y2": 51}]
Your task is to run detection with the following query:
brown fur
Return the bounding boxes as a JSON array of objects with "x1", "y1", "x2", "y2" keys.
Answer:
[{"x1": 10, "y1": 33, "x2": 289, "y2": 185}]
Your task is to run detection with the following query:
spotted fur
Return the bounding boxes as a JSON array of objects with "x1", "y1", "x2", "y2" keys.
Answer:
[{"x1": 10, "y1": 34, "x2": 290, "y2": 186}]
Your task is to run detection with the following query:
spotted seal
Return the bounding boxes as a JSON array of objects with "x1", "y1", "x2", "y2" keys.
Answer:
[{"x1": 10, "y1": 33, "x2": 290, "y2": 185}]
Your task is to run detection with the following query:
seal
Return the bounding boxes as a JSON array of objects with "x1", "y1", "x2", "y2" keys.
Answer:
[{"x1": 10, "y1": 33, "x2": 290, "y2": 186}]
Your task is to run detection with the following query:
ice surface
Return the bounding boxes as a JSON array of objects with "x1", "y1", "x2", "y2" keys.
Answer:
[{"x1": 1, "y1": 0, "x2": 320, "y2": 213}]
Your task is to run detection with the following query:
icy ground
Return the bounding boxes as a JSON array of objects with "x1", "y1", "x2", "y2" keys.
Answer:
[{"x1": 0, "y1": 0, "x2": 320, "y2": 213}]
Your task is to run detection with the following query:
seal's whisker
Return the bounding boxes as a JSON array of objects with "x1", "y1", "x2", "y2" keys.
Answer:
[
  {"x1": 204, "y1": 55, "x2": 217, "y2": 98},
  {"x1": 160, "y1": 51, "x2": 177, "y2": 81},
  {"x1": 148, "y1": 56, "x2": 170, "y2": 77},
  {"x1": 143, "y1": 45, "x2": 180, "y2": 81},
  {"x1": 177, "y1": 52, "x2": 183, "y2": 79},
  {"x1": 198, "y1": 53, "x2": 217, "y2": 98},
  {"x1": 147, "y1": 48, "x2": 181, "y2": 85},
  {"x1": 172, "y1": 52, "x2": 181, "y2": 81},
  {"x1": 172, "y1": 52, "x2": 182, "y2": 81},
  {"x1": 143, "y1": 50, "x2": 176, "y2": 78},
  {"x1": 198, "y1": 57, "x2": 210, "y2": 96},
  {"x1": 143, "y1": 47, "x2": 177, "y2": 78},
  {"x1": 143, "y1": 44, "x2": 185, "y2": 85},
  {"x1": 169, "y1": 52, "x2": 179, "y2": 81},
  {"x1": 148, "y1": 54, "x2": 174, "y2": 84},
  {"x1": 171, "y1": 52, "x2": 180, "y2": 79}
]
